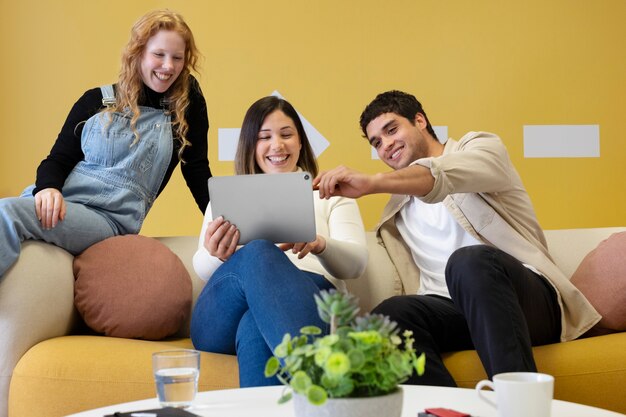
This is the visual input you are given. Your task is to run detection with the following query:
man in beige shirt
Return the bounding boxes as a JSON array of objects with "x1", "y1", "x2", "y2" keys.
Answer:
[{"x1": 314, "y1": 90, "x2": 599, "y2": 385}]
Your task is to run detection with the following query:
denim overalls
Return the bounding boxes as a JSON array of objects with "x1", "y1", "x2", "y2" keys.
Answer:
[{"x1": 0, "y1": 85, "x2": 172, "y2": 277}]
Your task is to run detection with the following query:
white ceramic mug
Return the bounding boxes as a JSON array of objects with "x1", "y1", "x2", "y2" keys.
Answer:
[{"x1": 475, "y1": 372, "x2": 554, "y2": 417}]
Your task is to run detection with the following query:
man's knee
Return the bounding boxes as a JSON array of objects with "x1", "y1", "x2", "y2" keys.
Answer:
[
  {"x1": 445, "y1": 245, "x2": 498, "y2": 286},
  {"x1": 447, "y1": 244, "x2": 497, "y2": 270},
  {"x1": 372, "y1": 295, "x2": 415, "y2": 320},
  {"x1": 445, "y1": 245, "x2": 497, "y2": 299},
  {"x1": 446, "y1": 245, "x2": 522, "y2": 304}
]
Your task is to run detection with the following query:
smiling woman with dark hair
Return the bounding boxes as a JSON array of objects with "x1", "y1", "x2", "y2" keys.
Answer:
[{"x1": 191, "y1": 96, "x2": 368, "y2": 387}]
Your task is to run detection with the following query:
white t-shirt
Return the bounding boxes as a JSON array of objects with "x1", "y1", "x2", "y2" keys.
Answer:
[{"x1": 396, "y1": 197, "x2": 482, "y2": 298}]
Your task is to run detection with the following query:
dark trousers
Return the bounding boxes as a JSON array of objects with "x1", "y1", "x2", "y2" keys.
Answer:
[{"x1": 372, "y1": 245, "x2": 561, "y2": 386}]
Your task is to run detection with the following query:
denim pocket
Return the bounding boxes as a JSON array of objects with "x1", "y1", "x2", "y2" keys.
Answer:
[{"x1": 82, "y1": 113, "x2": 137, "y2": 168}]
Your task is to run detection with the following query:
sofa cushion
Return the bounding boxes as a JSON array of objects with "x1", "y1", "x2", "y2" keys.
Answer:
[
  {"x1": 570, "y1": 232, "x2": 626, "y2": 331},
  {"x1": 9, "y1": 336, "x2": 239, "y2": 417},
  {"x1": 73, "y1": 235, "x2": 192, "y2": 340}
]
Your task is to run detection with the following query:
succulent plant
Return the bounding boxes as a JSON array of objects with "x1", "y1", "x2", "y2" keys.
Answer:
[
  {"x1": 265, "y1": 289, "x2": 426, "y2": 406},
  {"x1": 352, "y1": 313, "x2": 399, "y2": 337},
  {"x1": 314, "y1": 290, "x2": 360, "y2": 334}
]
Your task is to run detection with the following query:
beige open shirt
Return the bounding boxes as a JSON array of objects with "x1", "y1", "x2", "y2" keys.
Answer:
[{"x1": 375, "y1": 131, "x2": 600, "y2": 342}]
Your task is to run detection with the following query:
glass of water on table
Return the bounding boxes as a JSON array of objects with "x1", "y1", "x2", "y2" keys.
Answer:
[{"x1": 152, "y1": 349, "x2": 200, "y2": 408}]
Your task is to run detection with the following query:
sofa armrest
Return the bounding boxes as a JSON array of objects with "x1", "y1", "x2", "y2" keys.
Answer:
[{"x1": 0, "y1": 241, "x2": 79, "y2": 415}]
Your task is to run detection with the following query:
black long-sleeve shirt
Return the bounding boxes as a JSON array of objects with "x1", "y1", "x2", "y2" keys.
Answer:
[{"x1": 34, "y1": 77, "x2": 211, "y2": 213}]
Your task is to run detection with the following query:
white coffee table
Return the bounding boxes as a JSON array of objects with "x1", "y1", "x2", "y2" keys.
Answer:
[{"x1": 65, "y1": 385, "x2": 625, "y2": 417}]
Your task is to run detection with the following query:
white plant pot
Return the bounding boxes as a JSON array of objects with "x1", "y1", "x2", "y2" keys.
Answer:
[{"x1": 293, "y1": 387, "x2": 404, "y2": 417}]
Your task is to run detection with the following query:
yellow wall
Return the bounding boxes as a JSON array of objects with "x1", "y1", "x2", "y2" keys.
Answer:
[{"x1": 1, "y1": 0, "x2": 624, "y2": 237}]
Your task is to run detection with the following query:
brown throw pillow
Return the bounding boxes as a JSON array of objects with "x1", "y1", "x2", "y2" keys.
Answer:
[
  {"x1": 73, "y1": 235, "x2": 192, "y2": 340},
  {"x1": 570, "y1": 232, "x2": 626, "y2": 331}
]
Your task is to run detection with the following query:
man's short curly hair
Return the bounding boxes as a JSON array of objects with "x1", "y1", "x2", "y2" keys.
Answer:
[{"x1": 359, "y1": 90, "x2": 437, "y2": 140}]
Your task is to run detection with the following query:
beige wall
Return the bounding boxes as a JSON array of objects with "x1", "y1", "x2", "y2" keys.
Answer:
[{"x1": 1, "y1": 0, "x2": 624, "y2": 237}]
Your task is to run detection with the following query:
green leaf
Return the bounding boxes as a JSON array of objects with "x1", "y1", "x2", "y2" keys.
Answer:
[
  {"x1": 306, "y1": 385, "x2": 328, "y2": 406},
  {"x1": 318, "y1": 334, "x2": 339, "y2": 347},
  {"x1": 278, "y1": 391, "x2": 293, "y2": 404},
  {"x1": 314, "y1": 346, "x2": 332, "y2": 366},
  {"x1": 284, "y1": 355, "x2": 303, "y2": 373},
  {"x1": 333, "y1": 376, "x2": 355, "y2": 397},
  {"x1": 273, "y1": 333, "x2": 292, "y2": 358},
  {"x1": 325, "y1": 352, "x2": 351, "y2": 377},
  {"x1": 387, "y1": 351, "x2": 405, "y2": 374},
  {"x1": 415, "y1": 352, "x2": 426, "y2": 376},
  {"x1": 347, "y1": 349, "x2": 365, "y2": 371},
  {"x1": 349, "y1": 330, "x2": 382, "y2": 345},
  {"x1": 336, "y1": 337, "x2": 355, "y2": 353},
  {"x1": 321, "y1": 373, "x2": 338, "y2": 389},
  {"x1": 274, "y1": 343, "x2": 288, "y2": 358},
  {"x1": 291, "y1": 371, "x2": 312, "y2": 393},
  {"x1": 264, "y1": 356, "x2": 280, "y2": 377},
  {"x1": 301, "y1": 326, "x2": 322, "y2": 335},
  {"x1": 299, "y1": 344, "x2": 316, "y2": 357},
  {"x1": 376, "y1": 360, "x2": 390, "y2": 374}
]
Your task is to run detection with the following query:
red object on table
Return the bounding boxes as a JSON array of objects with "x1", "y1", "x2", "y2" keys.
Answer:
[{"x1": 424, "y1": 407, "x2": 471, "y2": 417}]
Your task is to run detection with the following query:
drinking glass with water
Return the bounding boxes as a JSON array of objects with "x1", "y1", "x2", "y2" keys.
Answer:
[{"x1": 152, "y1": 349, "x2": 200, "y2": 408}]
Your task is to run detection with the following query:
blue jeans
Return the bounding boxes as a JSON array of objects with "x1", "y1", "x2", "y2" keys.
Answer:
[
  {"x1": 190, "y1": 240, "x2": 334, "y2": 387},
  {"x1": 0, "y1": 197, "x2": 117, "y2": 277}
]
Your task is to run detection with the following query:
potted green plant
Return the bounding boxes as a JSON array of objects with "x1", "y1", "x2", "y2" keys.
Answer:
[{"x1": 265, "y1": 289, "x2": 425, "y2": 417}]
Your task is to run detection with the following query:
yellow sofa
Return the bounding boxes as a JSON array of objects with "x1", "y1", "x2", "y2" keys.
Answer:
[{"x1": 2, "y1": 228, "x2": 625, "y2": 417}]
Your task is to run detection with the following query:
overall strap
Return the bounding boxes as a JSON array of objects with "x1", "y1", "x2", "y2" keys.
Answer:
[{"x1": 100, "y1": 85, "x2": 116, "y2": 107}]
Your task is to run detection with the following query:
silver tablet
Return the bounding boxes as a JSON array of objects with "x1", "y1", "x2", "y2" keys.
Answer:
[{"x1": 208, "y1": 172, "x2": 316, "y2": 245}]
